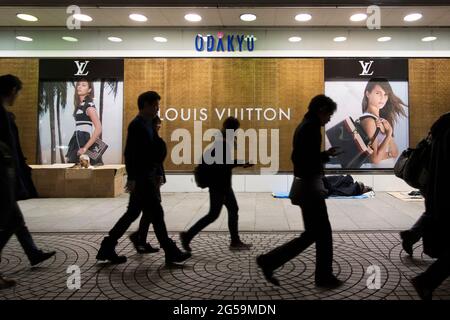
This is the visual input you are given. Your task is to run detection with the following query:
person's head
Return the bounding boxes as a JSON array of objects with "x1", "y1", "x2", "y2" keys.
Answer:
[
  {"x1": 74, "y1": 79, "x2": 94, "y2": 115},
  {"x1": 138, "y1": 91, "x2": 160, "y2": 119},
  {"x1": 307, "y1": 94, "x2": 337, "y2": 126},
  {"x1": 0, "y1": 74, "x2": 22, "y2": 107},
  {"x1": 222, "y1": 116, "x2": 240, "y2": 132},
  {"x1": 152, "y1": 115, "x2": 162, "y2": 133},
  {"x1": 362, "y1": 77, "x2": 407, "y2": 127}
]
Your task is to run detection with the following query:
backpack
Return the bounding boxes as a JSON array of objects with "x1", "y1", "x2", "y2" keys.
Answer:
[{"x1": 394, "y1": 134, "x2": 432, "y2": 190}]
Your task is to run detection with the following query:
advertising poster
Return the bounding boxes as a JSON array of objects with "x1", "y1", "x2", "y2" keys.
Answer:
[
  {"x1": 324, "y1": 58, "x2": 409, "y2": 169},
  {"x1": 37, "y1": 59, "x2": 124, "y2": 165}
]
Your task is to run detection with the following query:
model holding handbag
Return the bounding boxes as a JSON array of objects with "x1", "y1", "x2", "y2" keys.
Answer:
[
  {"x1": 257, "y1": 95, "x2": 343, "y2": 288},
  {"x1": 360, "y1": 77, "x2": 407, "y2": 165},
  {"x1": 66, "y1": 79, "x2": 105, "y2": 165}
]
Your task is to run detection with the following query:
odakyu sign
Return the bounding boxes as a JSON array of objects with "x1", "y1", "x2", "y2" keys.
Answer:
[{"x1": 195, "y1": 32, "x2": 256, "y2": 52}]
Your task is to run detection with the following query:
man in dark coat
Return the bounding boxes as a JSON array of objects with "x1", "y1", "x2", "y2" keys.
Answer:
[
  {"x1": 0, "y1": 74, "x2": 55, "y2": 290},
  {"x1": 256, "y1": 95, "x2": 342, "y2": 288},
  {"x1": 412, "y1": 112, "x2": 450, "y2": 300},
  {"x1": 97, "y1": 91, "x2": 191, "y2": 265}
]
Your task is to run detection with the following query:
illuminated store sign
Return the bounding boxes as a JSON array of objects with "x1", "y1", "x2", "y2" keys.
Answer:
[{"x1": 195, "y1": 32, "x2": 256, "y2": 52}]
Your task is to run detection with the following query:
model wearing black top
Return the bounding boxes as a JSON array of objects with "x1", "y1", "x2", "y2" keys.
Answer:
[
  {"x1": 96, "y1": 91, "x2": 190, "y2": 265},
  {"x1": 66, "y1": 80, "x2": 103, "y2": 165},
  {"x1": 256, "y1": 95, "x2": 343, "y2": 288}
]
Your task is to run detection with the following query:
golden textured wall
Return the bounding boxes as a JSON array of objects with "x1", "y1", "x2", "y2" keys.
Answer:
[
  {"x1": 0, "y1": 59, "x2": 39, "y2": 163},
  {"x1": 124, "y1": 58, "x2": 324, "y2": 172},
  {"x1": 409, "y1": 59, "x2": 450, "y2": 147}
]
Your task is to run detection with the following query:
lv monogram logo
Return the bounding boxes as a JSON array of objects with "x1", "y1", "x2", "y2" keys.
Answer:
[
  {"x1": 74, "y1": 60, "x2": 90, "y2": 76},
  {"x1": 358, "y1": 60, "x2": 374, "y2": 76}
]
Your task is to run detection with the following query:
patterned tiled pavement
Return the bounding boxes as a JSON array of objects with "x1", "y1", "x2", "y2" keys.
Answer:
[{"x1": 0, "y1": 232, "x2": 449, "y2": 300}]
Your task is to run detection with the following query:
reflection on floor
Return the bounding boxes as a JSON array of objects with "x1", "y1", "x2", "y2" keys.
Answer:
[{"x1": 1, "y1": 232, "x2": 448, "y2": 300}]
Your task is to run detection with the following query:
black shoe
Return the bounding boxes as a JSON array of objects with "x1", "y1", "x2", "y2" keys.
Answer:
[
  {"x1": 400, "y1": 231, "x2": 415, "y2": 256},
  {"x1": 129, "y1": 232, "x2": 159, "y2": 254},
  {"x1": 164, "y1": 244, "x2": 191, "y2": 264},
  {"x1": 0, "y1": 275, "x2": 16, "y2": 290},
  {"x1": 411, "y1": 275, "x2": 433, "y2": 300},
  {"x1": 230, "y1": 240, "x2": 253, "y2": 251},
  {"x1": 179, "y1": 232, "x2": 192, "y2": 252},
  {"x1": 29, "y1": 250, "x2": 56, "y2": 266},
  {"x1": 96, "y1": 238, "x2": 127, "y2": 264},
  {"x1": 315, "y1": 275, "x2": 343, "y2": 289},
  {"x1": 256, "y1": 255, "x2": 280, "y2": 286}
]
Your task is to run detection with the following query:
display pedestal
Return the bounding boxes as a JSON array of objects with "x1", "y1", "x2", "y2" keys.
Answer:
[{"x1": 30, "y1": 164, "x2": 126, "y2": 198}]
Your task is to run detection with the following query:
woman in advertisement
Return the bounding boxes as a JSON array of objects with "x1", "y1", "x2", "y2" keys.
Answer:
[
  {"x1": 66, "y1": 80, "x2": 103, "y2": 165},
  {"x1": 360, "y1": 77, "x2": 407, "y2": 165}
]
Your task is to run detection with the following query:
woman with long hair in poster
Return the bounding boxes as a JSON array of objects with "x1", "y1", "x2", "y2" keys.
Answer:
[
  {"x1": 360, "y1": 77, "x2": 407, "y2": 165},
  {"x1": 66, "y1": 80, "x2": 103, "y2": 165}
]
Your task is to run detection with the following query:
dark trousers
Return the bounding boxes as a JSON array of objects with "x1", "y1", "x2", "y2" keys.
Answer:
[
  {"x1": 0, "y1": 202, "x2": 39, "y2": 264},
  {"x1": 108, "y1": 177, "x2": 171, "y2": 249},
  {"x1": 418, "y1": 250, "x2": 450, "y2": 292},
  {"x1": 260, "y1": 197, "x2": 333, "y2": 279},
  {"x1": 185, "y1": 186, "x2": 240, "y2": 243}
]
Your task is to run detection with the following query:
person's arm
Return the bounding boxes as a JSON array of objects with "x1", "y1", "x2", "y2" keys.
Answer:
[
  {"x1": 361, "y1": 118, "x2": 392, "y2": 164},
  {"x1": 78, "y1": 107, "x2": 102, "y2": 154},
  {"x1": 384, "y1": 121, "x2": 399, "y2": 158},
  {"x1": 124, "y1": 122, "x2": 139, "y2": 186}
]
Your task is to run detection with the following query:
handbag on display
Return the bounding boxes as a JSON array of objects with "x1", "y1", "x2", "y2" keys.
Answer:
[
  {"x1": 85, "y1": 138, "x2": 109, "y2": 161},
  {"x1": 325, "y1": 114, "x2": 380, "y2": 169}
]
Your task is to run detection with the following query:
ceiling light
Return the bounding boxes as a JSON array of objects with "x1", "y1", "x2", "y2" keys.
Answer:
[
  {"x1": 404, "y1": 13, "x2": 422, "y2": 22},
  {"x1": 422, "y1": 36, "x2": 437, "y2": 42},
  {"x1": 16, "y1": 36, "x2": 33, "y2": 42},
  {"x1": 16, "y1": 13, "x2": 38, "y2": 22},
  {"x1": 73, "y1": 14, "x2": 93, "y2": 22},
  {"x1": 129, "y1": 13, "x2": 148, "y2": 22},
  {"x1": 350, "y1": 13, "x2": 367, "y2": 22},
  {"x1": 288, "y1": 36, "x2": 302, "y2": 42},
  {"x1": 333, "y1": 36, "x2": 347, "y2": 42},
  {"x1": 377, "y1": 36, "x2": 392, "y2": 42},
  {"x1": 295, "y1": 13, "x2": 312, "y2": 22},
  {"x1": 240, "y1": 13, "x2": 256, "y2": 22},
  {"x1": 107, "y1": 36, "x2": 122, "y2": 43},
  {"x1": 185, "y1": 13, "x2": 202, "y2": 22},
  {"x1": 62, "y1": 36, "x2": 78, "y2": 42},
  {"x1": 153, "y1": 36, "x2": 168, "y2": 43}
]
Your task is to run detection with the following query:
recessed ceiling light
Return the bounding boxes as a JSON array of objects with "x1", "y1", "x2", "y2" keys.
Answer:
[
  {"x1": 350, "y1": 13, "x2": 367, "y2": 22},
  {"x1": 153, "y1": 36, "x2": 168, "y2": 43},
  {"x1": 288, "y1": 36, "x2": 302, "y2": 42},
  {"x1": 422, "y1": 36, "x2": 437, "y2": 42},
  {"x1": 333, "y1": 36, "x2": 347, "y2": 42},
  {"x1": 16, "y1": 13, "x2": 38, "y2": 22},
  {"x1": 62, "y1": 36, "x2": 78, "y2": 42},
  {"x1": 129, "y1": 13, "x2": 148, "y2": 22},
  {"x1": 73, "y1": 13, "x2": 93, "y2": 22},
  {"x1": 107, "y1": 36, "x2": 122, "y2": 43},
  {"x1": 185, "y1": 13, "x2": 202, "y2": 22},
  {"x1": 240, "y1": 13, "x2": 256, "y2": 22},
  {"x1": 404, "y1": 13, "x2": 422, "y2": 22},
  {"x1": 16, "y1": 36, "x2": 33, "y2": 42},
  {"x1": 377, "y1": 36, "x2": 392, "y2": 42},
  {"x1": 295, "y1": 13, "x2": 312, "y2": 22}
]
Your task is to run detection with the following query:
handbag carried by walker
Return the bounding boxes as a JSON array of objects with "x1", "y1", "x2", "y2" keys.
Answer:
[
  {"x1": 289, "y1": 176, "x2": 328, "y2": 205},
  {"x1": 394, "y1": 133, "x2": 431, "y2": 190}
]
